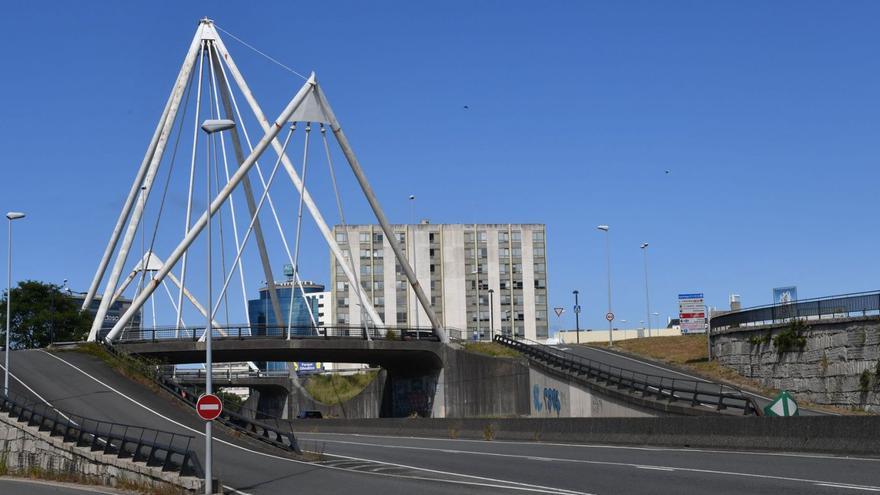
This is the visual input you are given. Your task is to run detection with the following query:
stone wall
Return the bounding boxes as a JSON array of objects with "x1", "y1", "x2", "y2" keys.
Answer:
[
  {"x1": 0, "y1": 412, "x2": 201, "y2": 492},
  {"x1": 712, "y1": 316, "x2": 880, "y2": 411}
]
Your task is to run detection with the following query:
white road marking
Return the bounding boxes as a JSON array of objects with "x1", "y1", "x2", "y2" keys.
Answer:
[
  {"x1": 222, "y1": 485, "x2": 254, "y2": 495},
  {"x1": 815, "y1": 483, "x2": 880, "y2": 492},
  {"x1": 36, "y1": 350, "x2": 590, "y2": 495},
  {"x1": 0, "y1": 362, "x2": 77, "y2": 424},
  {"x1": 297, "y1": 431, "x2": 880, "y2": 463},
  {"x1": 297, "y1": 435, "x2": 880, "y2": 490}
]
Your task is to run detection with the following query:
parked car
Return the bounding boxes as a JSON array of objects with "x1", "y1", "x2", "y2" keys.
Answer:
[{"x1": 296, "y1": 410, "x2": 323, "y2": 419}]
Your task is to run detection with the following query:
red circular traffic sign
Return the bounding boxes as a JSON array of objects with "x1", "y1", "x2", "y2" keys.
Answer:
[
  {"x1": 196, "y1": 394, "x2": 223, "y2": 421},
  {"x1": 605, "y1": 312, "x2": 615, "y2": 322}
]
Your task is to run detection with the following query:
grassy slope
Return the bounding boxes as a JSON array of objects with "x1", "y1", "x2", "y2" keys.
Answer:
[
  {"x1": 593, "y1": 335, "x2": 854, "y2": 415},
  {"x1": 303, "y1": 371, "x2": 378, "y2": 405}
]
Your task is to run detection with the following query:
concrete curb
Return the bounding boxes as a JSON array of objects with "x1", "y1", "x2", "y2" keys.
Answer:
[{"x1": 291, "y1": 416, "x2": 880, "y2": 456}]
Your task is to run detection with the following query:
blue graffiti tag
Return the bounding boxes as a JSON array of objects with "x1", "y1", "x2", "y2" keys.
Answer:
[
  {"x1": 543, "y1": 387, "x2": 561, "y2": 415},
  {"x1": 532, "y1": 384, "x2": 543, "y2": 412}
]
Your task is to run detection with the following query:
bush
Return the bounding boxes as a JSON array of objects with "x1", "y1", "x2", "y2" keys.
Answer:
[
  {"x1": 385, "y1": 329, "x2": 398, "y2": 341},
  {"x1": 860, "y1": 370, "x2": 872, "y2": 393},
  {"x1": 773, "y1": 319, "x2": 807, "y2": 354}
]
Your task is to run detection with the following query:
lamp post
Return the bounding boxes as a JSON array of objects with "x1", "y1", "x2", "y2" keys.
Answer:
[
  {"x1": 597, "y1": 225, "x2": 612, "y2": 346},
  {"x1": 200, "y1": 118, "x2": 234, "y2": 495},
  {"x1": 640, "y1": 243, "x2": 651, "y2": 338},
  {"x1": 4, "y1": 212, "x2": 25, "y2": 397},
  {"x1": 409, "y1": 195, "x2": 419, "y2": 337},
  {"x1": 572, "y1": 290, "x2": 580, "y2": 344},
  {"x1": 651, "y1": 312, "x2": 660, "y2": 334},
  {"x1": 488, "y1": 289, "x2": 495, "y2": 339}
]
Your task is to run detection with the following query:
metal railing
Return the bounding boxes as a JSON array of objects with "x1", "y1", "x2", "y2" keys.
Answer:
[
  {"x1": 113, "y1": 324, "x2": 443, "y2": 343},
  {"x1": 0, "y1": 391, "x2": 202, "y2": 477},
  {"x1": 162, "y1": 368, "x2": 291, "y2": 381},
  {"x1": 493, "y1": 335, "x2": 760, "y2": 416},
  {"x1": 100, "y1": 343, "x2": 301, "y2": 454},
  {"x1": 710, "y1": 290, "x2": 880, "y2": 331}
]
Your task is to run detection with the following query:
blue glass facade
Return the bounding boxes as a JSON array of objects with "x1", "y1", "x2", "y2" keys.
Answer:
[{"x1": 248, "y1": 281, "x2": 323, "y2": 372}]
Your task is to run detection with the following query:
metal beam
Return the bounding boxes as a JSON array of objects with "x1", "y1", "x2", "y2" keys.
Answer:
[
  {"x1": 105, "y1": 75, "x2": 317, "y2": 341},
  {"x1": 209, "y1": 43, "x2": 285, "y2": 327},
  {"x1": 87, "y1": 22, "x2": 210, "y2": 342},
  {"x1": 313, "y1": 84, "x2": 447, "y2": 342}
]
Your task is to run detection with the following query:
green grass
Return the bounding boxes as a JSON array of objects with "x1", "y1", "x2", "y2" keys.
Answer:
[
  {"x1": 462, "y1": 342, "x2": 521, "y2": 358},
  {"x1": 304, "y1": 371, "x2": 378, "y2": 405}
]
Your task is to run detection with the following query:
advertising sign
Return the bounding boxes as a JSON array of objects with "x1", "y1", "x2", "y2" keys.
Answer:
[
  {"x1": 678, "y1": 293, "x2": 706, "y2": 334},
  {"x1": 773, "y1": 286, "x2": 798, "y2": 305},
  {"x1": 293, "y1": 362, "x2": 323, "y2": 374}
]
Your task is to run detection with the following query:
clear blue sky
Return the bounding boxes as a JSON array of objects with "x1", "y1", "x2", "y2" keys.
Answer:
[{"x1": 1, "y1": 1, "x2": 878, "y2": 333}]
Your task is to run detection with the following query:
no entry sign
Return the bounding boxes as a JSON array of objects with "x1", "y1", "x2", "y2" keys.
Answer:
[{"x1": 196, "y1": 394, "x2": 223, "y2": 421}]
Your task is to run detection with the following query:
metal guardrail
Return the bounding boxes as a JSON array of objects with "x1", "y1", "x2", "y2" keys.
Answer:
[
  {"x1": 493, "y1": 335, "x2": 760, "y2": 416},
  {"x1": 0, "y1": 390, "x2": 202, "y2": 477},
  {"x1": 113, "y1": 324, "x2": 443, "y2": 343},
  {"x1": 100, "y1": 343, "x2": 302, "y2": 454},
  {"x1": 710, "y1": 290, "x2": 880, "y2": 331},
  {"x1": 163, "y1": 368, "x2": 290, "y2": 381}
]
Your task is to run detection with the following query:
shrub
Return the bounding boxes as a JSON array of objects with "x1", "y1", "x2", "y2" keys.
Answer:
[
  {"x1": 385, "y1": 329, "x2": 398, "y2": 341},
  {"x1": 860, "y1": 370, "x2": 872, "y2": 393},
  {"x1": 773, "y1": 319, "x2": 807, "y2": 354}
]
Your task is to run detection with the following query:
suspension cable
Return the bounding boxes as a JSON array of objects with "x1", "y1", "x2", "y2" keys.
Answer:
[
  {"x1": 206, "y1": 43, "x2": 231, "y2": 326},
  {"x1": 177, "y1": 40, "x2": 207, "y2": 332},
  {"x1": 286, "y1": 123, "x2": 312, "y2": 339}
]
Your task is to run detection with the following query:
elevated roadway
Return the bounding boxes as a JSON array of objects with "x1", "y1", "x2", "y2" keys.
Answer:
[{"x1": 1, "y1": 348, "x2": 875, "y2": 494}]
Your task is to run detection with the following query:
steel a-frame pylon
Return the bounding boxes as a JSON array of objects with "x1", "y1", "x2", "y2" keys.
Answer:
[{"x1": 83, "y1": 18, "x2": 446, "y2": 343}]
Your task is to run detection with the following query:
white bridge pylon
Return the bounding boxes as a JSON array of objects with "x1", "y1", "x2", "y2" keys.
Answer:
[{"x1": 82, "y1": 18, "x2": 446, "y2": 343}]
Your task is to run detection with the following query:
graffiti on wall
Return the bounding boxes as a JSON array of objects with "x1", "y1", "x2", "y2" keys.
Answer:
[
  {"x1": 392, "y1": 375, "x2": 436, "y2": 417},
  {"x1": 532, "y1": 384, "x2": 562, "y2": 415}
]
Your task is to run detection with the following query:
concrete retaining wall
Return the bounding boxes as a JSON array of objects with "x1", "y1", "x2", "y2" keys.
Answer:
[
  {"x1": 713, "y1": 316, "x2": 880, "y2": 411},
  {"x1": 0, "y1": 411, "x2": 200, "y2": 492},
  {"x1": 290, "y1": 416, "x2": 880, "y2": 456}
]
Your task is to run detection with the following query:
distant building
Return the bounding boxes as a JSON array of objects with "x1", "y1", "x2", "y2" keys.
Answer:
[
  {"x1": 331, "y1": 223, "x2": 549, "y2": 340},
  {"x1": 247, "y1": 280, "x2": 324, "y2": 333},
  {"x1": 66, "y1": 291, "x2": 141, "y2": 339},
  {"x1": 304, "y1": 291, "x2": 330, "y2": 327}
]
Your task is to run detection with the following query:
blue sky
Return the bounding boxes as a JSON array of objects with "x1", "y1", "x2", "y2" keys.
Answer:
[{"x1": 1, "y1": 1, "x2": 878, "y2": 333}]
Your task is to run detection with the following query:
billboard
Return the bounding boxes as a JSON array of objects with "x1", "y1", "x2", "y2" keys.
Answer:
[
  {"x1": 678, "y1": 293, "x2": 706, "y2": 334},
  {"x1": 773, "y1": 286, "x2": 798, "y2": 305},
  {"x1": 293, "y1": 362, "x2": 323, "y2": 374}
]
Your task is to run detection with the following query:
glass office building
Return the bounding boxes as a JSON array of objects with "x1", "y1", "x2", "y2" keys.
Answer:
[{"x1": 247, "y1": 280, "x2": 324, "y2": 372}]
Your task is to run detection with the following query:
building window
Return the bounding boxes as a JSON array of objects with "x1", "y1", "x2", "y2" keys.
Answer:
[
  {"x1": 536, "y1": 310, "x2": 547, "y2": 321},
  {"x1": 533, "y1": 231, "x2": 545, "y2": 242},
  {"x1": 373, "y1": 233, "x2": 384, "y2": 243},
  {"x1": 512, "y1": 247, "x2": 522, "y2": 257},
  {"x1": 360, "y1": 249, "x2": 370, "y2": 258},
  {"x1": 359, "y1": 232, "x2": 370, "y2": 243},
  {"x1": 464, "y1": 232, "x2": 474, "y2": 243},
  {"x1": 535, "y1": 279, "x2": 546, "y2": 289},
  {"x1": 512, "y1": 263, "x2": 522, "y2": 274},
  {"x1": 499, "y1": 264, "x2": 508, "y2": 274},
  {"x1": 397, "y1": 312, "x2": 407, "y2": 324},
  {"x1": 534, "y1": 247, "x2": 545, "y2": 257},
  {"x1": 511, "y1": 231, "x2": 522, "y2": 242},
  {"x1": 514, "y1": 295, "x2": 524, "y2": 305},
  {"x1": 536, "y1": 294, "x2": 547, "y2": 304},
  {"x1": 429, "y1": 248, "x2": 437, "y2": 257},
  {"x1": 396, "y1": 279, "x2": 406, "y2": 290},
  {"x1": 395, "y1": 232, "x2": 406, "y2": 242},
  {"x1": 429, "y1": 233, "x2": 436, "y2": 243},
  {"x1": 430, "y1": 264, "x2": 436, "y2": 273},
  {"x1": 534, "y1": 263, "x2": 545, "y2": 273},
  {"x1": 373, "y1": 296, "x2": 384, "y2": 306},
  {"x1": 360, "y1": 265, "x2": 372, "y2": 276},
  {"x1": 337, "y1": 314, "x2": 349, "y2": 324},
  {"x1": 499, "y1": 232, "x2": 509, "y2": 242},
  {"x1": 499, "y1": 248, "x2": 509, "y2": 257},
  {"x1": 478, "y1": 231, "x2": 487, "y2": 242},
  {"x1": 336, "y1": 232, "x2": 347, "y2": 242},
  {"x1": 374, "y1": 249, "x2": 383, "y2": 258},
  {"x1": 336, "y1": 281, "x2": 347, "y2": 291},
  {"x1": 373, "y1": 281, "x2": 384, "y2": 290}
]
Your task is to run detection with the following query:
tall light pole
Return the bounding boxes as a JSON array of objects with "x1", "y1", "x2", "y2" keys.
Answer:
[
  {"x1": 488, "y1": 288, "x2": 495, "y2": 339},
  {"x1": 200, "y1": 118, "x2": 234, "y2": 495},
  {"x1": 572, "y1": 290, "x2": 580, "y2": 344},
  {"x1": 409, "y1": 195, "x2": 419, "y2": 335},
  {"x1": 640, "y1": 243, "x2": 651, "y2": 338},
  {"x1": 597, "y1": 225, "x2": 612, "y2": 346},
  {"x1": 4, "y1": 212, "x2": 25, "y2": 397}
]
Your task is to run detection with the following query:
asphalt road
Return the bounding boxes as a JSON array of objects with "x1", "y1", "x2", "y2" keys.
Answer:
[
  {"x1": 550, "y1": 343, "x2": 820, "y2": 414},
  {"x1": 0, "y1": 478, "x2": 121, "y2": 495},
  {"x1": 2, "y1": 348, "x2": 870, "y2": 495}
]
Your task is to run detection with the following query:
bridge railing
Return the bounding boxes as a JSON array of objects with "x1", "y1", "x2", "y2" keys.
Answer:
[
  {"x1": 493, "y1": 335, "x2": 760, "y2": 416},
  {"x1": 0, "y1": 390, "x2": 202, "y2": 477},
  {"x1": 710, "y1": 290, "x2": 880, "y2": 331},
  {"x1": 115, "y1": 324, "x2": 443, "y2": 343}
]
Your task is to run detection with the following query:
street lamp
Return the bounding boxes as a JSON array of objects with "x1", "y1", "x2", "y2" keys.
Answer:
[
  {"x1": 597, "y1": 225, "x2": 612, "y2": 346},
  {"x1": 651, "y1": 312, "x2": 660, "y2": 335},
  {"x1": 488, "y1": 289, "x2": 495, "y2": 339},
  {"x1": 200, "y1": 118, "x2": 234, "y2": 495},
  {"x1": 409, "y1": 195, "x2": 419, "y2": 336},
  {"x1": 4, "y1": 211, "x2": 25, "y2": 397},
  {"x1": 640, "y1": 243, "x2": 651, "y2": 338},
  {"x1": 572, "y1": 290, "x2": 581, "y2": 344}
]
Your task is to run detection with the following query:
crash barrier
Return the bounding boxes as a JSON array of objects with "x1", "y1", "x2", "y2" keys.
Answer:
[
  {"x1": 0, "y1": 390, "x2": 202, "y2": 477},
  {"x1": 494, "y1": 335, "x2": 760, "y2": 416}
]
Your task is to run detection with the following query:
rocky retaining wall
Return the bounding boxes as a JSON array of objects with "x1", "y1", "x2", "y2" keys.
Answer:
[
  {"x1": 712, "y1": 316, "x2": 880, "y2": 411},
  {"x1": 0, "y1": 411, "x2": 201, "y2": 493}
]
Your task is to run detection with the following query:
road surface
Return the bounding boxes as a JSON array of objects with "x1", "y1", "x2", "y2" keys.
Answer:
[{"x1": 1, "y1": 348, "x2": 871, "y2": 494}]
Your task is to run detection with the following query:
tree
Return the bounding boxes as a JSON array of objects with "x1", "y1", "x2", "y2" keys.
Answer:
[{"x1": 0, "y1": 280, "x2": 92, "y2": 349}]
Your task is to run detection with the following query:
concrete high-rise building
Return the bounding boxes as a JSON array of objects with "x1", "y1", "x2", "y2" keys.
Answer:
[{"x1": 330, "y1": 223, "x2": 549, "y2": 340}]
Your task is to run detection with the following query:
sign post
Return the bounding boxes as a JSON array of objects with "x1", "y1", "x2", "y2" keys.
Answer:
[{"x1": 678, "y1": 293, "x2": 706, "y2": 334}]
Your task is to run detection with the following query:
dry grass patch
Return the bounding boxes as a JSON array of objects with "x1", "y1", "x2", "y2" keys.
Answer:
[
  {"x1": 462, "y1": 342, "x2": 521, "y2": 358},
  {"x1": 303, "y1": 371, "x2": 378, "y2": 405}
]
